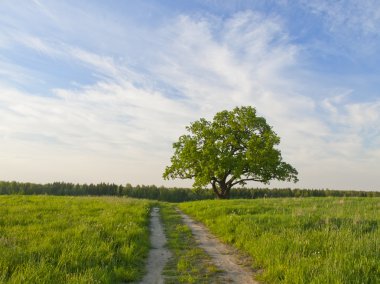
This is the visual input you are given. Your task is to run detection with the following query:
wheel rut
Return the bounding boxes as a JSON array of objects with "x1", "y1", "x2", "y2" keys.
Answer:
[
  {"x1": 140, "y1": 207, "x2": 171, "y2": 284},
  {"x1": 177, "y1": 208, "x2": 258, "y2": 284}
]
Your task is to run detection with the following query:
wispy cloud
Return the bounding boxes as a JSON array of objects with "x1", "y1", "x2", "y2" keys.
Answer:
[
  {"x1": 304, "y1": 0, "x2": 380, "y2": 36},
  {"x1": 0, "y1": 2, "x2": 379, "y2": 190},
  {"x1": 301, "y1": 0, "x2": 380, "y2": 58}
]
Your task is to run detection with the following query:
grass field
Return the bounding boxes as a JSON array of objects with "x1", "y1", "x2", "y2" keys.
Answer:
[
  {"x1": 0, "y1": 195, "x2": 151, "y2": 283},
  {"x1": 179, "y1": 197, "x2": 380, "y2": 283},
  {"x1": 2, "y1": 195, "x2": 380, "y2": 283}
]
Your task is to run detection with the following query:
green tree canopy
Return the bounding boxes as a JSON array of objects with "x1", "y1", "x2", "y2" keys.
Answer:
[{"x1": 163, "y1": 106, "x2": 298, "y2": 198}]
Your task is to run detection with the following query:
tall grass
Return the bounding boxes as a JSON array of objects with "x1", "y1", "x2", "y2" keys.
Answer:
[
  {"x1": 0, "y1": 196, "x2": 151, "y2": 283},
  {"x1": 180, "y1": 197, "x2": 380, "y2": 283}
]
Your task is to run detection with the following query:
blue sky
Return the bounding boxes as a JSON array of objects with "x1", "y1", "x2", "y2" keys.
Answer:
[{"x1": 1, "y1": 0, "x2": 380, "y2": 190}]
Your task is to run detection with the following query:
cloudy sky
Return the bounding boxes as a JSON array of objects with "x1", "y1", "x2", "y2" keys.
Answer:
[{"x1": 1, "y1": 0, "x2": 380, "y2": 190}]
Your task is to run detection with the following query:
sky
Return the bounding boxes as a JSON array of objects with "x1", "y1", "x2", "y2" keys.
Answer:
[{"x1": 0, "y1": 0, "x2": 380, "y2": 190}]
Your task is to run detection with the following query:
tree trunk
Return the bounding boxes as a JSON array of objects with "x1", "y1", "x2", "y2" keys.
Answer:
[
  {"x1": 211, "y1": 181, "x2": 223, "y2": 199},
  {"x1": 211, "y1": 179, "x2": 232, "y2": 199},
  {"x1": 217, "y1": 182, "x2": 231, "y2": 199},
  {"x1": 217, "y1": 192, "x2": 229, "y2": 199}
]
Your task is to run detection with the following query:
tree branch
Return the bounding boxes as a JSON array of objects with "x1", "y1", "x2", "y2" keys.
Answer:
[
  {"x1": 231, "y1": 177, "x2": 265, "y2": 187},
  {"x1": 226, "y1": 176, "x2": 236, "y2": 187},
  {"x1": 221, "y1": 170, "x2": 231, "y2": 183},
  {"x1": 211, "y1": 178, "x2": 222, "y2": 198}
]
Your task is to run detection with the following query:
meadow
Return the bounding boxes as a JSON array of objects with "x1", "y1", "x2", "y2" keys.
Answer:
[
  {"x1": 180, "y1": 197, "x2": 380, "y2": 283},
  {"x1": 0, "y1": 196, "x2": 151, "y2": 283},
  {"x1": 1, "y1": 194, "x2": 380, "y2": 283}
]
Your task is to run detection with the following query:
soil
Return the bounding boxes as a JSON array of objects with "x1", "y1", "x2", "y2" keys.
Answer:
[{"x1": 140, "y1": 207, "x2": 171, "y2": 284}]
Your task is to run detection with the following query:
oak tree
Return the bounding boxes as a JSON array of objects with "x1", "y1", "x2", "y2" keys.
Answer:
[{"x1": 163, "y1": 106, "x2": 298, "y2": 199}]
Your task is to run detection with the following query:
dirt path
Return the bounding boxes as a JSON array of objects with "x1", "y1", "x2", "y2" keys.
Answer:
[
  {"x1": 177, "y1": 209, "x2": 258, "y2": 284},
  {"x1": 140, "y1": 207, "x2": 171, "y2": 284}
]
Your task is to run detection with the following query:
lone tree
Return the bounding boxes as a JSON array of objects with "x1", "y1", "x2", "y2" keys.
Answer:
[{"x1": 163, "y1": 106, "x2": 298, "y2": 199}]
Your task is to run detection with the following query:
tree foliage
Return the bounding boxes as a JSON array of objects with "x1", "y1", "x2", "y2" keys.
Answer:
[{"x1": 163, "y1": 106, "x2": 299, "y2": 198}]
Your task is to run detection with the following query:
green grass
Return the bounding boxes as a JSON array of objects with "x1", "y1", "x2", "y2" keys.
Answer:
[
  {"x1": 179, "y1": 197, "x2": 380, "y2": 283},
  {"x1": 160, "y1": 203, "x2": 220, "y2": 283},
  {"x1": 0, "y1": 195, "x2": 151, "y2": 283},
  {"x1": 3, "y1": 195, "x2": 379, "y2": 283}
]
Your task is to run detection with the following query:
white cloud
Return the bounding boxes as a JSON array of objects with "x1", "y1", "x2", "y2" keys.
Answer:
[
  {"x1": 322, "y1": 93, "x2": 380, "y2": 159},
  {"x1": 0, "y1": 8, "x2": 379, "y2": 190}
]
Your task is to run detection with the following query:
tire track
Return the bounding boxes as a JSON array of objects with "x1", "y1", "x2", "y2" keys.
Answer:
[
  {"x1": 177, "y1": 209, "x2": 258, "y2": 284},
  {"x1": 140, "y1": 207, "x2": 171, "y2": 284}
]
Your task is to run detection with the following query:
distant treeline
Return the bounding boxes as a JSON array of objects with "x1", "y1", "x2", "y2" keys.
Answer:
[{"x1": 0, "y1": 181, "x2": 379, "y2": 202}]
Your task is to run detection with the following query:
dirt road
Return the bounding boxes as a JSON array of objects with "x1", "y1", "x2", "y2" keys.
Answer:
[
  {"x1": 178, "y1": 209, "x2": 258, "y2": 284},
  {"x1": 140, "y1": 207, "x2": 171, "y2": 284},
  {"x1": 141, "y1": 207, "x2": 257, "y2": 283}
]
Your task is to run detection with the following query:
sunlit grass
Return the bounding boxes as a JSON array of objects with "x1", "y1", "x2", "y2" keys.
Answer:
[
  {"x1": 180, "y1": 197, "x2": 380, "y2": 283},
  {"x1": 0, "y1": 195, "x2": 151, "y2": 283}
]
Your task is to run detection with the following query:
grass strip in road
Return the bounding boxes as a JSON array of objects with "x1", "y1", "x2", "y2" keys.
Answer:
[{"x1": 160, "y1": 203, "x2": 221, "y2": 283}]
